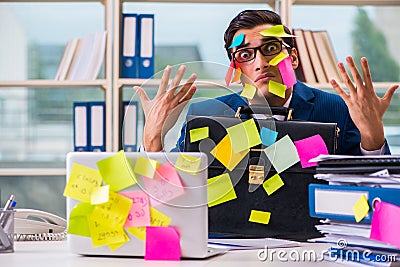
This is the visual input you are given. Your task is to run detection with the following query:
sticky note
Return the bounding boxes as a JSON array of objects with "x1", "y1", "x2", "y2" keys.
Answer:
[
  {"x1": 249, "y1": 210, "x2": 271, "y2": 224},
  {"x1": 231, "y1": 67, "x2": 241, "y2": 83},
  {"x1": 95, "y1": 191, "x2": 133, "y2": 228},
  {"x1": 96, "y1": 150, "x2": 137, "y2": 192},
  {"x1": 108, "y1": 234, "x2": 130, "y2": 251},
  {"x1": 90, "y1": 185, "x2": 110, "y2": 205},
  {"x1": 353, "y1": 194, "x2": 369, "y2": 223},
  {"x1": 225, "y1": 60, "x2": 235, "y2": 87},
  {"x1": 134, "y1": 156, "x2": 160, "y2": 179},
  {"x1": 210, "y1": 134, "x2": 249, "y2": 171},
  {"x1": 240, "y1": 83, "x2": 257, "y2": 99},
  {"x1": 120, "y1": 191, "x2": 151, "y2": 228},
  {"x1": 228, "y1": 33, "x2": 245, "y2": 49},
  {"x1": 259, "y1": 25, "x2": 296, "y2": 38},
  {"x1": 142, "y1": 163, "x2": 185, "y2": 206},
  {"x1": 294, "y1": 134, "x2": 329, "y2": 168},
  {"x1": 268, "y1": 80, "x2": 286, "y2": 98},
  {"x1": 63, "y1": 163, "x2": 102, "y2": 203},
  {"x1": 227, "y1": 118, "x2": 261, "y2": 153},
  {"x1": 208, "y1": 173, "x2": 237, "y2": 207},
  {"x1": 127, "y1": 207, "x2": 171, "y2": 241},
  {"x1": 189, "y1": 127, "x2": 209, "y2": 143},
  {"x1": 278, "y1": 56, "x2": 297, "y2": 88},
  {"x1": 174, "y1": 154, "x2": 201, "y2": 174},
  {"x1": 263, "y1": 174, "x2": 284, "y2": 195},
  {"x1": 370, "y1": 201, "x2": 400, "y2": 248},
  {"x1": 269, "y1": 52, "x2": 289, "y2": 66},
  {"x1": 260, "y1": 127, "x2": 278, "y2": 147},
  {"x1": 145, "y1": 226, "x2": 181, "y2": 261},
  {"x1": 67, "y1": 203, "x2": 95, "y2": 237},
  {"x1": 264, "y1": 135, "x2": 300, "y2": 173}
]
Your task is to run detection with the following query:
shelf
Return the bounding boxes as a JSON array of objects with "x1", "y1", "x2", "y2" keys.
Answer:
[
  {"x1": 0, "y1": 79, "x2": 108, "y2": 89},
  {"x1": 0, "y1": 168, "x2": 66, "y2": 176},
  {"x1": 118, "y1": 78, "x2": 243, "y2": 89},
  {"x1": 307, "y1": 82, "x2": 400, "y2": 91},
  {"x1": 121, "y1": 0, "x2": 275, "y2": 4},
  {"x1": 292, "y1": 0, "x2": 400, "y2": 5}
]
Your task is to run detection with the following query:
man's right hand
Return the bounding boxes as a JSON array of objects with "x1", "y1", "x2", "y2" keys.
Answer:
[{"x1": 134, "y1": 65, "x2": 197, "y2": 152}]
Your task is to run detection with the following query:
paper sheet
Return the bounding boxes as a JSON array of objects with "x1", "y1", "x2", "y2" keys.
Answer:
[
  {"x1": 268, "y1": 80, "x2": 286, "y2": 98},
  {"x1": 189, "y1": 126, "x2": 209, "y2": 143},
  {"x1": 262, "y1": 174, "x2": 284, "y2": 195},
  {"x1": 120, "y1": 191, "x2": 151, "y2": 228},
  {"x1": 249, "y1": 210, "x2": 271, "y2": 225},
  {"x1": 259, "y1": 25, "x2": 297, "y2": 38},
  {"x1": 174, "y1": 154, "x2": 201, "y2": 174},
  {"x1": 208, "y1": 238, "x2": 300, "y2": 250},
  {"x1": 210, "y1": 134, "x2": 249, "y2": 171},
  {"x1": 294, "y1": 134, "x2": 329, "y2": 168},
  {"x1": 227, "y1": 118, "x2": 261, "y2": 153},
  {"x1": 67, "y1": 202, "x2": 95, "y2": 237},
  {"x1": 240, "y1": 83, "x2": 257, "y2": 99},
  {"x1": 263, "y1": 135, "x2": 300, "y2": 173},
  {"x1": 90, "y1": 185, "x2": 110, "y2": 205},
  {"x1": 353, "y1": 194, "x2": 370, "y2": 223},
  {"x1": 134, "y1": 156, "x2": 160, "y2": 179},
  {"x1": 228, "y1": 33, "x2": 245, "y2": 49},
  {"x1": 260, "y1": 127, "x2": 278, "y2": 147},
  {"x1": 269, "y1": 52, "x2": 289, "y2": 66},
  {"x1": 145, "y1": 226, "x2": 181, "y2": 260},
  {"x1": 207, "y1": 173, "x2": 237, "y2": 207},
  {"x1": 278, "y1": 56, "x2": 297, "y2": 88},
  {"x1": 370, "y1": 201, "x2": 400, "y2": 248}
]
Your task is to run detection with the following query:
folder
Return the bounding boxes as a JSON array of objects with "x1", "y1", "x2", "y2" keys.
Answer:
[
  {"x1": 309, "y1": 184, "x2": 400, "y2": 223},
  {"x1": 138, "y1": 14, "x2": 154, "y2": 79},
  {"x1": 120, "y1": 13, "x2": 139, "y2": 78},
  {"x1": 73, "y1": 102, "x2": 90, "y2": 151},
  {"x1": 89, "y1": 101, "x2": 106, "y2": 152},
  {"x1": 121, "y1": 101, "x2": 138, "y2": 152}
]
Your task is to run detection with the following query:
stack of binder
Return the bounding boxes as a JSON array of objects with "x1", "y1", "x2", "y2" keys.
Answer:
[{"x1": 308, "y1": 155, "x2": 400, "y2": 266}]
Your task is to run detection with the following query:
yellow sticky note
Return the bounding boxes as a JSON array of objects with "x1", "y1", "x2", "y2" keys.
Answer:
[
  {"x1": 96, "y1": 150, "x2": 137, "y2": 192},
  {"x1": 259, "y1": 25, "x2": 296, "y2": 38},
  {"x1": 249, "y1": 210, "x2": 271, "y2": 224},
  {"x1": 174, "y1": 154, "x2": 201, "y2": 174},
  {"x1": 108, "y1": 234, "x2": 130, "y2": 251},
  {"x1": 240, "y1": 84, "x2": 257, "y2": 99},
  {"x1": 133, "y1": 156, "x2": 160, "y2": 178},
  {"x1": 67, "y1": 203, "x2": 95, "y2": 237},
  {"x1": 263, "y1": 135, "x2": 300, "y2": 174},
  {"x1": 210, "y1": 134, "x2": 249, "y2": 171},
  {"x1": 190, "y1": 127, "x2": 209, "y2": 143},
  {"x1": 269, "y1": 52, "x2": 289, "y2": 66},
  {"x1": 227, "y1": 118, "x2": 261, "y2": 153},
  {"x1": 127, "y1": 207, "x2": 171, "y2": 241},
  {"x1": 231, "y1": 67, "x2": 241, "y2": 83},
  {"x1": 269, "y1": 80, "x2": 286, "y2": 98},
  {"x1": 263, "y1": 174, "x2": 284, "y2": 195},
  {"x1": 208, "y1": 173, "x2": 237, "y2": 207},
  {"x1": 353, "y1": 194, "x2": 370, "y2": 223},
  {"x1": 95, "y1": 191, "x2": 133, "y2": 228},
  {"x1": 63, "y1": 163, "x2": 102, "y2": 203},
  {"x1": 90, "y1": 185, "x2": 110, "y2": 205}
]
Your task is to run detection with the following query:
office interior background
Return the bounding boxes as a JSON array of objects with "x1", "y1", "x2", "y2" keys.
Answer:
[{"x1": 0, "y1": 2, "x2": 399, "y2": 218}]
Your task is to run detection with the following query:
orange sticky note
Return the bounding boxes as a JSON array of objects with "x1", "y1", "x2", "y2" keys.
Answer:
[{"x1": 210, "y1": 134, "x2": 249, "y2": 171}]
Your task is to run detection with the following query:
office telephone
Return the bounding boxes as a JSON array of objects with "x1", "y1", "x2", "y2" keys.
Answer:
[{"x1": 14, "y1": 209, "x2": 67, "y2": 241}]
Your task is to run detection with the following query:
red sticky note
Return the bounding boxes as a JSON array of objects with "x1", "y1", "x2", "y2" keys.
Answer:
[
  {"x1": 278, "y1": 56, "x2": 297, "y2": 88},
  {"x1": 145, "y1": 226, "x2": 181, "y2": 261},
  {"x1": 225, "y1": 60, "x2": 235, "y2": 87},
  {"x1": 142, "y1": 163, "x2": 185, "y2": 206},
  {"x1": 294, "y1": 134, "x2": 328, "y2": 168},
  {"x1": 370, "y1": 201, "x2": 400, "y2": 248},
  {"x1": 120, "y1": 191, "x2": 151, "y2": 228}
]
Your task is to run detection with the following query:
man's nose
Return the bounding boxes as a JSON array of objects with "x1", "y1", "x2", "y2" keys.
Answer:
[{"x1": 254, "y1": 49, "x2": 270, "y2": 71}]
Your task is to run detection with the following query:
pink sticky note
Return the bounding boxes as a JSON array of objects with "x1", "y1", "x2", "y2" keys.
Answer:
[
  {"x1": 145, "y1": 226, "x2": 180, "y2": 261},
  {"x1": 294, "y1": 134, "x2": 328, "y2": 168},
  {"x1": 142, "y1": 163, "x2": 185, "y2": 206},
  {"x1": 278, "y1": 56, "x2": 297, "y2": 88},
  {"x1": 120, "y1": 191, "x2": 151, "y2": 228},
  {"x1": 370, "y1": 201, "x2": 400, "y2": 248},
  {"x1": 225, "y1": 60, "x2": 235, "y2": 87}
]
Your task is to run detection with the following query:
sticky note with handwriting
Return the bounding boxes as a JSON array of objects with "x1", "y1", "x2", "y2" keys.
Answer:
[
  {"x1": 353, "y1": 194, "x2": 369, "y2": 223},
  {"x1": 278, "y1": 56, "x2": 297, "y2": 88},
  {"x1": 262, "y1": 174, "x2": 284, "y2": 196},
  {"x1": 370, "y1": 201, "x2": 400, "y2": 248},
  {"x1": 264, "y1": 135, "x2": 300, "y2": 173},
  {"x1": 96, "y1": 150, "x2": 136, "y2": 192},
  {"x1": 249, "y1": 210, "x2": 271, "y2": 224},
  {"x1": 120, "y1": 191, "x2": 151, "y2": 228},
  {"x1": 174, "y1": 154, "x2": 201, "y2": 174},
  {"x1": 68, "y1": 202, "x2": 95, "y2": 237},
  {"x1": 90, "y1": 185, "x2": 110, "y2": 205},
  {"x1": 207, "y1": 173, "x2": 237, "y2": 207},
  {"x1": 294, "y1": 134, "x2": 328, "y2": 168},
  {"x1": 227, "y1": 118, "x2": 261, "y2": 153},
  {"x1": 134, "y1": 156, "x2": 160, "y2": 178},
  {"x1": 63, "y1": 163, "x2": 102, "y2": 203},
  {"x1": 189, "y1": 126, "x2": 209, "y2": 143},
  {"x1": 145, "y1": 226, "x2": 181, "y2": 261},
  {"x1": 95, "y1": 191, "x2": 133, "y2": 228},
  {"x1": 210, "y1": 134, "x2": 249, "y2": 171},
  {"x1": 240, "y1": 83, "x2": 257, "y2": 99},
  {"x1": 268, "y1": 80, "x2": 286, "y2": 98}
]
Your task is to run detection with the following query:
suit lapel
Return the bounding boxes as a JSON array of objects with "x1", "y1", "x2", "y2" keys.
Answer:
[{"x1": 289, "y1": 82, "x2": 316, "y2": 121}]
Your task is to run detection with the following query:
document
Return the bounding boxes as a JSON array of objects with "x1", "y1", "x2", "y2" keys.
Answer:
[{"x1": 208, "y1": 238, "x2": 300, "y2": 250}]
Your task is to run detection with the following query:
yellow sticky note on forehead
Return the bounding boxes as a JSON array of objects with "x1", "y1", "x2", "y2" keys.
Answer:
[
  {"x1": 269, "y1": 80, "x2": 286, "y2": 98},
  {"x1": 353, "y1": 194, "x2": 370, "y2": 223},
  {"x1": 269, "y1": 52, "x2": 289, "y2": 66},
  {"x1": 240, "y1": 83, "x2": 257, "y2": 99},
  {"x1": 259, "y1": 25, "x2": 297, "y2": 38}
]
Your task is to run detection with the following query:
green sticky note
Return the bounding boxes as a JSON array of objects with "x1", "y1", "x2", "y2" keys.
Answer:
[
  {"x1": 269, "y1": 80, "x2": 286, "y2": 98},
  {"x1": 240, "y1": 83, "x2": 257, "y2": 99},
  {"x1": 207, "y1": 173, "x2": 237, "y2": 207},
  {"x1": 263, "y1": 174, "x2": 284, "y2": 195},
  {"x1": 263, "y1": 135, "x2": 300, "y2": 173},
  {"x1": 174, "y1": 154, "x2": 201, "y2": 174},
  {"x1": 269, "y1": 52, "x2": 289, "y2": 66},
  {"x1": 90, "y1": 185, "x2": 110, "y2": 205},
  {"x1": 249, "y1": 210, "x2": 271, "y2": 225},
  {"x1": 227, "y1": 118, "x2": 261, "y2": 153},
  {"x1": 259, "y1": 25, "x2": 295, "y2": 38},
  {"x1": 67, "y1": 202, "x2": 95, "y2": 237},
  {"x1": 133, "y1": 156, "x2": 160, "y2": 178},
  {"x1": 353, "y1": 194, "x2": 370, "y2": 223},
  {"x1": 189, "y1": 127, "x2": 209, "y2": 143}
]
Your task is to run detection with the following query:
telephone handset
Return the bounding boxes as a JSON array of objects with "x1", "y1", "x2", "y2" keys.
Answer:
[{"x1": 14, "y1": 209, "x2": 67, "y2": 241}]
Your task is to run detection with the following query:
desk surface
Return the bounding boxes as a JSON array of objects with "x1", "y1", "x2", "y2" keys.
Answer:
[{"x1": 1, "y1": 241, "x2": 345, "y2": 267}]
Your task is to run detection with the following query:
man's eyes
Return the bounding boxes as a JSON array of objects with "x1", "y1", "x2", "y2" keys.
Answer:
[{"x1": 238, "y1": 50, "x2": 253, "y2": 59}]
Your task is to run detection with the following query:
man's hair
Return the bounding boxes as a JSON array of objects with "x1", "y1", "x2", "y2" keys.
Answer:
[{"x1": 224, "y1": 10, "x2": 295, "y2": 60}]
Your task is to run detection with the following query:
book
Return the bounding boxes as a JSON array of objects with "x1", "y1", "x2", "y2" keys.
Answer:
[
  {"x1": 313, "y1": 30, "x2": 341, "y2": 82},
  {"x1": 293, "y1": 29, "x2": 316, "y2": 83},
  {"x1": 302, "y1": 30, "x2": 328, "y2": 83},
  {"x1": 55, "y1": 38, "x2": 79, "y2": 81}
]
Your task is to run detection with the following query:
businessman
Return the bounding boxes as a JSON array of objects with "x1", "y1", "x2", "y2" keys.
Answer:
[{"x1": 134, "y1": 10, "x2": 398, "y2": 155}]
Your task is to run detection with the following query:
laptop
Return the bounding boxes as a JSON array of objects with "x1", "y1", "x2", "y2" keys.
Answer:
[{"x1": 66, "y1": 151, "x2": 224, "y2": 258}]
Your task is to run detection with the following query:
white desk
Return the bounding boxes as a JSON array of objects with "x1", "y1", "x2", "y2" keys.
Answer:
[{"x1": 1, "y1": 241, "x2": 345, "y2": 267}]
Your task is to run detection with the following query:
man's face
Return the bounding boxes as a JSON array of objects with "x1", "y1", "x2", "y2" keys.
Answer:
[{"x1": 231, "y1": 24, "x2": 297, "y2": 104}]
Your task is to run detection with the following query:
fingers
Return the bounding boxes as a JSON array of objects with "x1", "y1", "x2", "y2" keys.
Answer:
[
  {"x1": 156, "y1": 65, "x2": 172, "y2": 97},
  {"x1": 345, "y1": 56, "x2": 365, "y2": 94},
  {"x1": 360, "y1": 57, "x2": 373, "y2": 91},
  {"x1": 330, "y1": 79, "x2": 349, "y2": 103},
  {"x1": 337, "y1": 61, "x2": 357, "y2": 96},
  {"x1": 179, "y1": 84, "x2": 197, "y2": 104},
  {"x1": 173, "y1": 73, "x2": 197, "y2": 103},
  {"x1": 133, "y1": 86, "x2": 149, "y2": 103},
  {"x1": 382, "y1": 84, "x2": 399, "y2": 105},
  {"x1": 169, "y1": 65, "x2": 187, "y2": 93}
]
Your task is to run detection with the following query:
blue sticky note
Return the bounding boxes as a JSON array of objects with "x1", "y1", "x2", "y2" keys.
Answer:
[
  {"x1": 228, "y1": 33, "x2": 245, "y2": 49},
  {"x1": 260, "y1": 127, "x2": 278, "y2": 147}
]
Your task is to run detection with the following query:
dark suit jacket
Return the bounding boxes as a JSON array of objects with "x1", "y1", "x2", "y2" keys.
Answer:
[{"x1": 174, "y1": 81, "x2": 390, "y2": 155}]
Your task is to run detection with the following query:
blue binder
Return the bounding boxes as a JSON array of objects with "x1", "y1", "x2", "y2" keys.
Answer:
[
  {"x1": 138, "y1": 14, "x2": 154, "y2": 78},
  {"x1": 73, "y1": 102, "x2": 90, "y2": 151},
  {"x1": 89, "y1": 101, "x2": 106, "y2": 152},
  {"x1": 120, "y1": 13, "x2": 139, "y2": 78},
  {"x1": 121, "y1": 101, "x2": 138, "y2": 152},
  {"x1": 309, "y1": 184, "x2": 400, "y2": 223}
]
